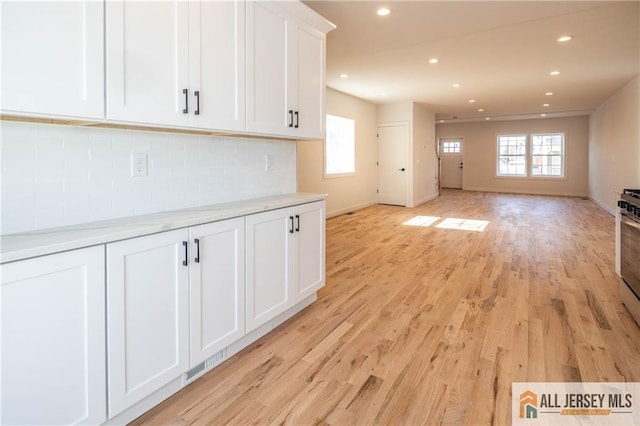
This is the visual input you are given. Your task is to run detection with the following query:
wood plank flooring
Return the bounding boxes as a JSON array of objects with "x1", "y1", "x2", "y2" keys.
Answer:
[{"x1": 131, "y1": 190, "x2": 640, "y2": 425}]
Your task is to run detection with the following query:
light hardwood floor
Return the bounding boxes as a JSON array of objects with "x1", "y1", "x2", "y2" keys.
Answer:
[{"x1": 131, "y1": 190, "x2": 640, "y2": 425}]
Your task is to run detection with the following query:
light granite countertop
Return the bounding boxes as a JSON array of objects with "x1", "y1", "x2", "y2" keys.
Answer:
[{"x1": 0, "y1": 192, "x2": 326, "y2": 264}]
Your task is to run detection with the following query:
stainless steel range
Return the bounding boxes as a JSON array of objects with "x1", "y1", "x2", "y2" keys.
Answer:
[{"x1": 618, "y1": 189, "x2": 640, "y2": 325}]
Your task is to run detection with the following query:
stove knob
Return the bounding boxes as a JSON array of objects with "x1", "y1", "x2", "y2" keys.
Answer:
[{"x1": 618, "y1": 200, "x2": 627, "y2": 209}]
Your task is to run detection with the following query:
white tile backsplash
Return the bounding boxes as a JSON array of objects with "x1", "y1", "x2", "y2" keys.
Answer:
[{"x1": 0, "y1": 121, "x2": 297, "y2": 234}]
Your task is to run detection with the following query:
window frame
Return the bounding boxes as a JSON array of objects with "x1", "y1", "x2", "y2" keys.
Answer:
[
  {"x1": 324, "y1": 113, "x2": 356, "y2": 179},
  {"x1": 496, "y1": 134, "x2": 528, "y2": 178},
  {"x1": 530, "y1": 132, "x2": 565, "y2": 179}
]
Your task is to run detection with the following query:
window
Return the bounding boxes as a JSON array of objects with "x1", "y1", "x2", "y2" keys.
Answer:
[
  {"x1": 496, "y1": 133, "x2": 565, "y2": 178},
  {"x1": 325, "y1": 114, "x2": 355, "y2": 176},
  {"x1": 441, "y1": 139, "x2": 461, "y2": 154},
  {"x1": 497, "y1": 135, "x2": 527, "y2": 176},
  {"x1": 531, "y1": 133, "x2": 564, "y2": 177}
]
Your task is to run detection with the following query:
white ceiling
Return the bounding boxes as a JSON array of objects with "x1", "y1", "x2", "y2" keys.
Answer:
[{"x1": 303, "y1": 1, "x2": 640, "y2": 122}]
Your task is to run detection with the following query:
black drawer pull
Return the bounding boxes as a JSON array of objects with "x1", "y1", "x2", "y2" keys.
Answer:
[
  {"x1": 182, "y1": 89, "x2": 188, "y2": 114},
  {"x1": 182, "y1": 241, "x2": 188, "y2": 266}
]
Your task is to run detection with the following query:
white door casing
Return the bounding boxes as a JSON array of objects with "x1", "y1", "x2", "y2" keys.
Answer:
[{"x1": 377, "y1": 124, "x2": 409, "y2": 206}]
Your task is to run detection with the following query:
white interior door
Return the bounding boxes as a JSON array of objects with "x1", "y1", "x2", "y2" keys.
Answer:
[
  {"x1": 377, "y1": 124, "x2": 408, "y2": 206},
  {"x1": 440, "y1": 138, "x2": 463, "y2": 189}
]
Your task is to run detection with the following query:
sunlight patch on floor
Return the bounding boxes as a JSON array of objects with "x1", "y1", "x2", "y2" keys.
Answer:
[
  {"x1": 402, "y1": 216, "x2": 489, "y2": 232},
  {"x1": 436, "y1": 217, "x2": 489, "y2": 232},
  {"x1": 402, "y1": 216, "x2": 441, "y2": 227}
]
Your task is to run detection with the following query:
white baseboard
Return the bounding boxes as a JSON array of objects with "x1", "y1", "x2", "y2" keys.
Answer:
[
  {"x1": 463, "y1": 186, "x2": 589, "y2": 198},
  {"x1": 326, "y1": 200, "x2": 377, "y2": 218},
  {"x1": 412, "y1": 192, "x2": 439, "y2": 207},
  {"x1": 589, "y1": 196, "x2": 616, "y2": 216}
]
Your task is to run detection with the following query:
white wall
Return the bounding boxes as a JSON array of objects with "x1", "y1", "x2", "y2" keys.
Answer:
[
  {"x1": 435, "y1": 116, "x2": 590, "y2": 197},
  {"x1": 378, "y1": 101, "x2": 438, "y2": 207},
  {"x1": 588, "y1": 76, "x2": 640, "y2": 213},
  {"x1": 297, "y1": 88, "x2": 378, "y2": 217},
  {"x1": 0, "y1": 121, "x2": 296, "y2": 234},
  {"x1": 413, "y1": 103, "x2": 438, "y2": 205}
]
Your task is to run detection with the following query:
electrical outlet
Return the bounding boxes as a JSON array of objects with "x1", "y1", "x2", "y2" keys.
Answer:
[
  {"x1": 131, "y1": 153, "x2": 148, "y2": 177},
  {"x1": 265, "y1": 154, "x2": 274, "y2": 172}
]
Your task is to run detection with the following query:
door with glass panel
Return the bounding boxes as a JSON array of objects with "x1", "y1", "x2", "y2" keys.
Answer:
[{"x1": 440, "y1": 138, "x2": 463, "y2": 189}]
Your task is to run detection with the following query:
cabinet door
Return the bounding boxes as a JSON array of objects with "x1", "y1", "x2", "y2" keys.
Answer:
[
  {"x1": 245, "y1": 208, "x2": 295, "y2": 332},
  {"x1": 292, "y1": 22, "x2": 326, "y2": 140},
  {"x1": 189, "y1": 218, "x2": 245, "y2": 366},
  {"x1": 189, "y1": 0, "x2": 245, "y2": 132},
  {"x1": 1, "y1": 246, "x2": 106, "y2": 425},
  {"x1": 246, "y1": 1, "x2": 291, "y2": 137},
  {"x1": 106, "y1": 0, "x2": 189, "y2": 126},
  {"x1": 106, "y1": 229, "x2": 189, "y2": 417},
  {"x1": 0, "y1": 1, "x2": 104, "y2": 119},
  {"x1": 295, "y1": 201, "x2": 326, "y2": 301}
]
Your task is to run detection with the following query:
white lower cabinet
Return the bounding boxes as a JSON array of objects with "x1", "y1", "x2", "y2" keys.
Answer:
[
  {"x1": 245, "y1": 207, "x2": 296, "y2": 332},
  {"x1": 189, "y1": 218, "x2": 245, "y2": 366},
  {"x1": 106, "y1": 229, "x2": 190, "y2": 417},
  {"x1": 294, "y1": 201, "x2": 326, "y2": 302},
  {"x1": 106, "y1": 218, "x2": 245, "y2": 417},
  {"x1": 246, "y1": 200, "x2": 325, "y2": 332},
  {"x1": 1, "y1": 246, "x2": 106, "y2": 425}
]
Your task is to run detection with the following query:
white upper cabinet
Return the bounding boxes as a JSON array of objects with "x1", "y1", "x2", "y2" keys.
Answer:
[
  {"x1": 106, "y1": 0, "x2": 190, "y2": 127},
  {"x1": 0, "y1": 1, "x2": 104, "y2": 119},
  {"x1": 292, "y1": 21, "x2": 326, "y2": 140},
  {"x1": 245, "y1": 1, "x2": 290, "y2": 137},
  {"x1": 189, "y1": 0, "x2": 246, "y2": 132},
  {"x1": 106, "y1": 0, "x2": 245, "y2": 130},
  {"x1": 246, "y1": 1, "x2": 334, "y2": 139}
]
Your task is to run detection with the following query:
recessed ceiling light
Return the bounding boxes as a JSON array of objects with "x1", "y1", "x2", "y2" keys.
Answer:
[
  {"x1": 558, "y1": 35, "x2": 573, "y2": 42},
  {"x1": 439, "y1": 119, "x2": 445, "y2": 123},
  {"x1": 380, "y1": 92, "x2": 388, "y2": 96},
  {"x1": 452, "y1": 83, "x2": 461, "y2": 88},
  {"x1": 543, "y1": 103, "x2": 550, "y2": 107},
  {"x1": 469, "y1": 99, "x2": 476, "y2": 103},
  {"x1": 340, "y1": 73, "x2": 349, "y2": 78},
  {"x1": 377, "y1": 7, "x2": 390, "y2": 16},
  {"x1": 550, "y1": 70, "x2": 560, "y2": 76},
  {"x1": 485, "y1": 117, "x2": 491, "y2": 120},
  {"x1": 545, "y1": 92, "x2": 554, "y2": 96},
  {"x1": 541, "y1": 114, "x2": 547, "y2": 117},
  {"x1": 428, "y1": 58, "x2": 439, "y2": 64},
  {"x1": 478, "y1": 108, "x2": 484, "y2": 112}
]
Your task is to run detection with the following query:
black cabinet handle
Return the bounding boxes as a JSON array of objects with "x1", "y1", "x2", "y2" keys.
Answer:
[
  {"x1": 182, "y1": 241, "x2": 188, "y2": 266},
  {"x1": 295, "y1": 215, "x2": 300, "y2": 232},
  {"x1": 288, "y1": 110, "x2": 294, "y2": 128},
  {"x1": 294, "y1": 111, "x2": 299, "y2": 128},
  {"x1": 182, "y1": 89, "x2": 188, "y2": 114},
  {"x1": 194, "y1": 238, "x2": 200, "y2": 263},
  {"x1": 194, "y1": 91, "x2": 200, "y2": 116},
  {"x1": 289, "y1": 216, "x2": 295, "y2": 234}
]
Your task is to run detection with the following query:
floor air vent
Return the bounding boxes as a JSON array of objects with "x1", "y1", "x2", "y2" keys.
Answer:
[{"x1": 184, "y1": 349, "x2": 226, "y2": 384}]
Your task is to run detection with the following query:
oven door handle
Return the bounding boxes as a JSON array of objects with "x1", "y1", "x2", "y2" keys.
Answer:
[{"x1": 620, "y1": 212, "x2": 640, "y2": 229}]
